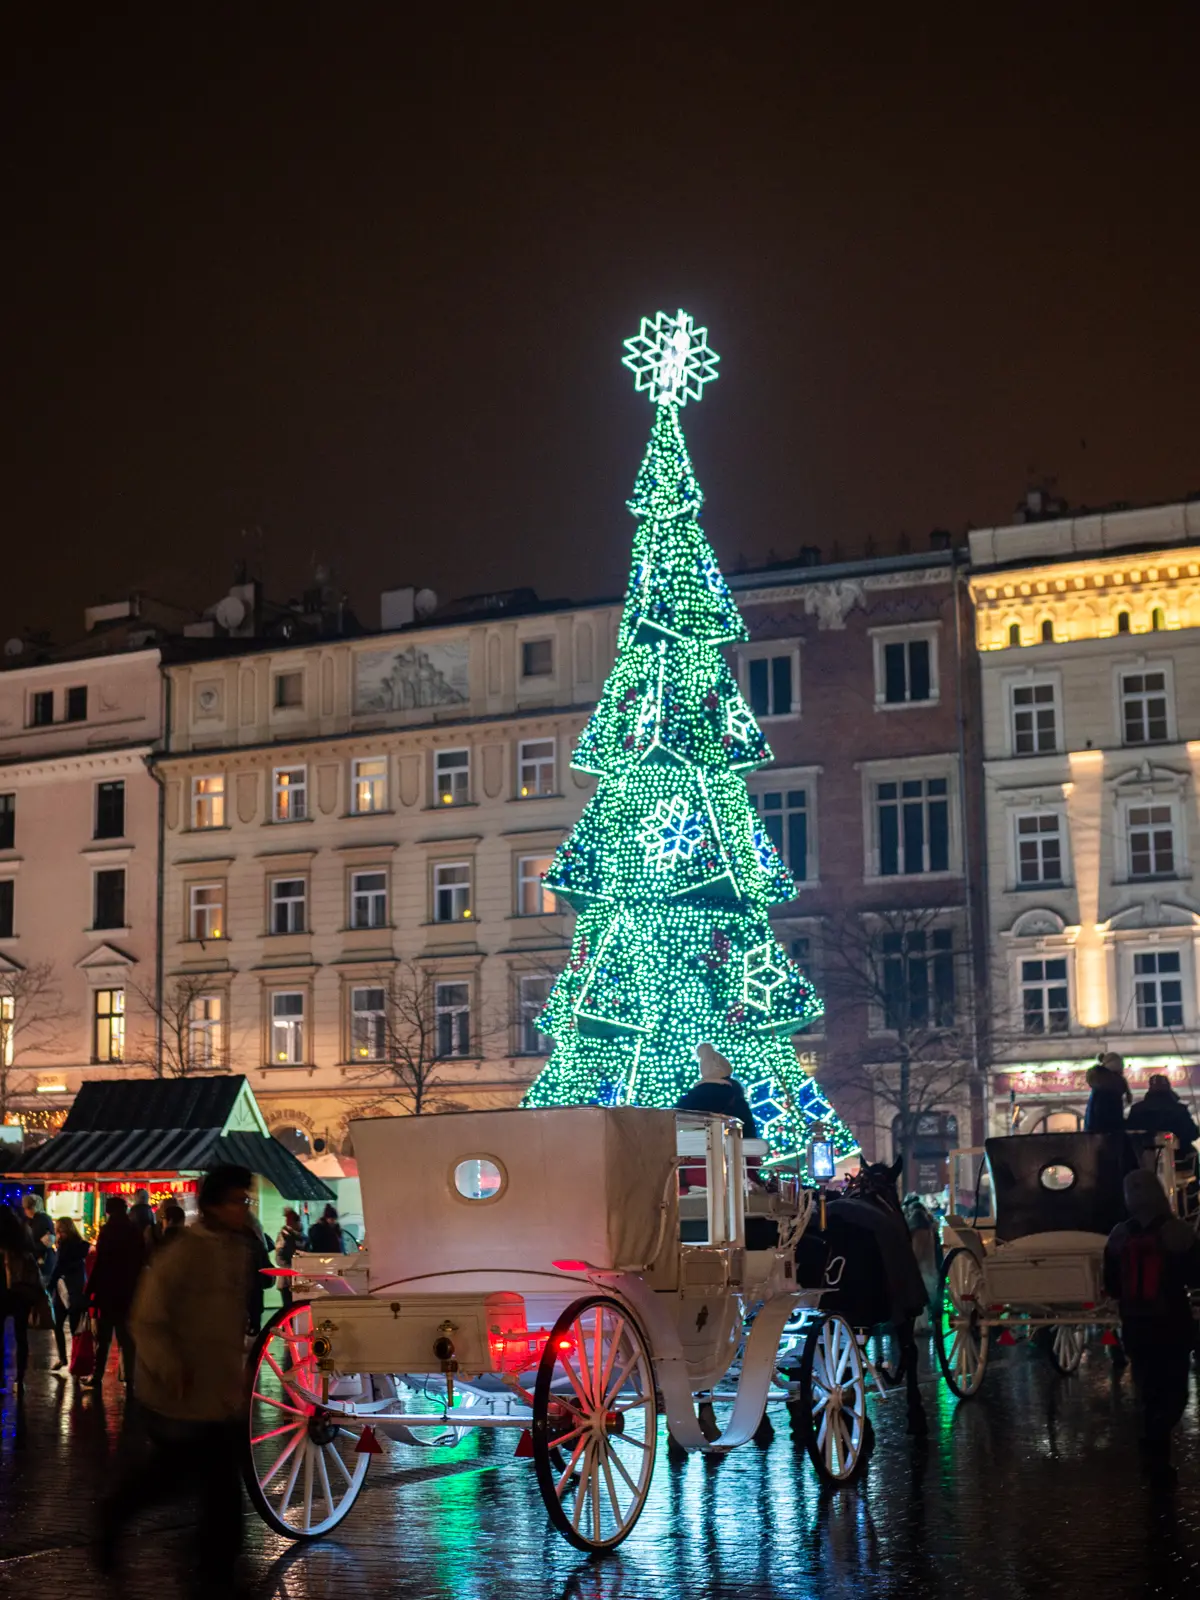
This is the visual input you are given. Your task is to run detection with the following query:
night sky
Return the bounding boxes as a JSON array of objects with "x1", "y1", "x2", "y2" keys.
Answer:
[{"x1": 4, "y1": 7, "x2": 1198, "y2": 645}]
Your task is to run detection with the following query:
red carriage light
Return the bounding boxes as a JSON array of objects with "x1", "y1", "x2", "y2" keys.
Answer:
[
  {"x1": 261, "y1": 1267, "x2": 300, "y2": 1278},
  {"x1": 555, "y1": 1336, "x2": 575, "y2": 1353},
  {"x1": 552, "y1": 1260, "x2": 590, "y2": 1272}
]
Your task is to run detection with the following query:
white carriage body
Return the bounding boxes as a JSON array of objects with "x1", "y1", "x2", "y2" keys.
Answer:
[{"x1": 972, "y1": 1231, "x2": 1108, "y2": 1309}]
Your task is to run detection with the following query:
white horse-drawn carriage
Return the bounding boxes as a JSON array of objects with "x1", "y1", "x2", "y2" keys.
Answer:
[
  {"x1": 244, "y1": 1105, "x2": 873, "y2": 1552},
  {"x1": 935, "y1": 1130, "x2": 1182, "y2": 1397}
]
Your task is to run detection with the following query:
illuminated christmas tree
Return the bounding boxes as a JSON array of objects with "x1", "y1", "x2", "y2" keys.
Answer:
[{"x1": 524, "y1": 310, "x2": 856, "y2": 1160}]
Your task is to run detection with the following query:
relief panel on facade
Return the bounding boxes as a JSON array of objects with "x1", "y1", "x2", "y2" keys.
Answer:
[
  {"x1": 481, "y1": 744, "x2": 504, "y2": 799},
  {"x1": 487, "y1": 634, "x2": 502, "y2": 696},
  {"x1": 354, "y1": 641, "x2": 469, "y2": 713},
  {"x1": 239, "y1": 670, "x2": 256, "y2": 727},
  {"x1": 165, "y1": 780, "x2": 181, "y2": 832},
  {"x1": 398, "y1": 754, "x2": 422, "y2": 807},
  {"x1": 195, "y1": 680, "x2": 223, "y2": 722},
  {"x1": 236, "y1": 772, "x2": 259, "y2": 825},
  {"x1": 321, "y1": 657, "x2": 335, "y2": 717},
  {"x1": 575, "y1": 621, "x2": 594, "y2": 685},
  {"x1": 317, "y1": 763, "x2": 340, "y2": 815}
]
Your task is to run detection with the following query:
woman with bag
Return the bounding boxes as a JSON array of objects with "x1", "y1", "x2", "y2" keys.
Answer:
[
  {"x1": 47, "y1": 1216, "x2": 90, "y2": 1375},
  {"x1": 0, "y1": 1204, "x2": 42, "y2": 1392}
]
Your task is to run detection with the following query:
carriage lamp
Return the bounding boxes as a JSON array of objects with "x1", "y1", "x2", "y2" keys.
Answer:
[{"x1": 807, "y1": 1127, "x2": 835, "y2": 1229}]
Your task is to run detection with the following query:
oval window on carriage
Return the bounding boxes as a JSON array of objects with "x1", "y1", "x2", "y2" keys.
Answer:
[
  {"x1": 1039, "y1": 1163, "x2": 1076, "y2": 1192},
  {"x1": 452, "y1": 1156, "x2": 507, "y2": 1202}
]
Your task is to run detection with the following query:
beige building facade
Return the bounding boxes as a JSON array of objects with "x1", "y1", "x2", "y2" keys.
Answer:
[
  {"x1": 156, "y1": 599, "x2": 620, "y2": 1155},
  {"x1": 970, "y1": 501, "x2": 1200, "y2": 1134}
]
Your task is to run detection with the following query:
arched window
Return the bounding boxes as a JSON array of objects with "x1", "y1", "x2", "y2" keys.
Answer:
[
  {"x1": 1152, "y1": 606, "x2": 1165, "y2": 631},
  {"x1": 1008, "y1": 622, "x2": 1022, "y2": 647},
  {"x1": 1040, "y1": 619, "x2": 1054, "y2": 643},
  {"x1": 1027, "y1": 1109, "x2": 1083, "y2": 1136},
  {"x1": 272, "y1": 1123, "x2": 313, "y2": 1157},
  {"x1": 1117, "y1": 610, "x2": 1131, "y2": 634}
]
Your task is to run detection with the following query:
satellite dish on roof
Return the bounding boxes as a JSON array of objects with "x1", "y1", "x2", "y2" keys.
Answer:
[
  {"x1": 3, "y1": 638, "x2": 24, "y2": 657},
  {"x1": 214, "y1": 594, "x2": 246, "y2": 631},
  {"x1": 415, "y1": 588, "x2": 438, "y2": 618}
]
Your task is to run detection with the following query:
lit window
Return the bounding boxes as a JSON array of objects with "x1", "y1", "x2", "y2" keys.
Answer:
[
  {"x1": 1121, "y1": 671, "x2": 1169, "y2": 745},
  {"x1": 435, "y1": 982, "x2": 471, "y2": 1057},
  {"x1": 1016, "y1": 813, "x2": 1063, "y2": 885},
  {"x1": 1134, "y1": 951, "x2": 1183, "y2": 1030},
  {"x1": 95, "y1": 781, "x2": 125, "y2": 840},
  {"x1": 270, "y1": 878, "x2": 307, "y2": 935},
  {"x1": 518, "y1": 974, "x2": 554, "y2": 1055},
  {"x1": 187, "y1": 995, "x2": 221, "y2": 1069},
  {"x1": 752, "y1": 789, "x2": 808, "y2": 879},
  {"x1": 93, "y1": 869, "x2": 126, "y2": 930},
  {"x1": 94, "y1": 988, "x2": 125, "y2": 1063},
  {"x1": 1021, "y1": 959, "x2": 1069, "y2": 1034},
  {"x1": 189, "y1": 883, "x2": 224, "y2": 940},
  {"x1": 352, "y1": 756, "x2": 388, "y2": 814},
  {"x1": 878, "y1": 636, "x2": 934, "y2": 705},
  {"x1": 0, "y1": 881, "x2": 12, "y2": 939},
  {"x1": 881, "y1": 930, "x2": 955, "y2": 1028},
  {"x1": 271, "y1": 992, "x2": 305, "y2": 1063},
  {"x1": 435, "y1": 749, "x2": 470, "y2": 806},
  {"x1": 745, "y1": 654, "x2": 794, "y2": 719},
  {"x1": 350, "y1": 986, "x2": 386, "y2": 1060},
  {"x1": 518, "y1": 739, "x2": 556, "y2": 798},
  {"x1": 1128, "y1": 805, "x2": 1175, "y2": 879},
  {"x1": 875, "y1": 778, "x2": 949, "y2": 876},
  {"x1": 350, "y1": 870, "x2": 388, "y2": 929},
  {"x1": 274, "y1": 672, "x2": 303, "y2": 710},
  {"x1": 0, "y1": 996, "x2": 12, "y2": 1067},
  {"x1": 192, "y1": 776, "x2": 226, "y2": 829},
  {"x1": 522, "y1": 639, "x2": 554, "y2": 678},
  {"x1": 1010, "y1": 682, "x2": 1058, "y2": 755},
  {"x1": 273, "y1": 767, "x2": 308, "y2": 822},
  {"x1": 434, "y1": 863, "x2": 471, "y2": 923},
  {"x1": 517, "y1": 855, "x2": 555, "y2": 916}
]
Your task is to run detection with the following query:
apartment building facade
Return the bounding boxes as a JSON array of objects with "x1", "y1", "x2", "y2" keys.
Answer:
[{"x1": 970, "y1": 500, "x2": 1200, "y2": 1134}]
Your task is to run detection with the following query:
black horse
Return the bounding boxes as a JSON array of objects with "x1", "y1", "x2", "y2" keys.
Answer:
[{"x1": 796, "y1": 1156, "x2": 929, "y2": 1436}]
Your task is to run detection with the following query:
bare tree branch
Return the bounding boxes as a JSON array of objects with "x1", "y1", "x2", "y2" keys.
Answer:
[
  {"x1": 0, "y1": 960, "x2": 72, "y2": 1123},
  {"x1": 127, "y1": 973, "x2": 233, "y2": 1077}
]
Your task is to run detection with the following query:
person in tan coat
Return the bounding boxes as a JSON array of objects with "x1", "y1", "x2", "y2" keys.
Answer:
[{"x1": 97, "y1": 1164, "x2": 254, "y2": 1597}]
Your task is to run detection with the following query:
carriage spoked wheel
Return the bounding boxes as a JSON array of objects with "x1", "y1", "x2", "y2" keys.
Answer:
[
  {"x1": 798, "y1": 1314, "x2": 869, "y2": 1486},
  {"x1": 934, "y1": 1247, "x2": 989, "y2": 1399},
  {"x1": 244, "y1": 1302, "x2": 371, "y2": 1540},
  {"x1": 531, "y1": 1295, "x2": 657, "y2": 1553},
  {"x1": 1044, "y1": 1323, "x2": 1086, "y2": 1376}
]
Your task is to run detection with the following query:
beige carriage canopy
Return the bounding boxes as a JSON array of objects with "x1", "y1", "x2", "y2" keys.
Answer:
[{"x1": 351, "y1": 1105, "x2": 680, "y2": 1290}]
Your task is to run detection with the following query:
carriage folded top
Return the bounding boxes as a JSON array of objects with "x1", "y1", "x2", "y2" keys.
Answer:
[{"x1": 350, "y1": 1105, "x2": 681, "y2": 1292}]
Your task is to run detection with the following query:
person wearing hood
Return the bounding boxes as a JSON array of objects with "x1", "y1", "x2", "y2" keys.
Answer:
[
  {"x1": 1084, "y1": 1052, "x2": 1132, "y2": 1134},
  {"x1": 1104, "y1": 1168, "x2": 1200, "y2": 1481},
  {"x1": 1126, "y1": 1073, "x2": 1200, "y2": 1158},
  {"x1": 676, "y1": 1043, "x2": 758, "y2": 1138}
]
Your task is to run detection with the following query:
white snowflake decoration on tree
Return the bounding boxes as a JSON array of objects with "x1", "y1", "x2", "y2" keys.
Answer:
[
  {"x1": 752, "y1": 826, "x2": 776, "y2": 870},
  {"x1": 743, "y1": 941, "x2": 790, "y2": 1013},
  {"x1": 635, "y1": 687, "x2": 659, "y2": 745},
  {"x1": 724, "y1": 701, "x2": 758, "y2": 747},
  {"x1": 638, "y1": 796, "x2": 705, "y2": 867},
  {"x1": 623, "y1": 309, "x2": 720, "y2": 408}
]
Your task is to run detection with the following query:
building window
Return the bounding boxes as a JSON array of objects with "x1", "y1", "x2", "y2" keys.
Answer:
[
  {"x1": 876, "y1": 634, "x2": 935, "y2": 706},
  {"x1": 271, "y1": 992, "x2": 305, "y2": 1063},
  {"x1": 350, "y1": 986, "x2": 386, "y2": 1061},
  {"x1": 435, "y1": 981, "x2": 471, "y2": 1057},
  {"x1": 274, "y1": 671, "x2": 304, "y2": 710},
  {"x1": 189, "y1": 883, "x2": 224, "y2": 941},
  {"x1": 522, "y1": 639, "x2": 554, "y2": 678},
  {"x1": 192, "y1": 775, "x2": 226, "y2": 829},
  {"x1": 1117, "y1": 611, "x2": 1131, "y2": 634},
  {"x1": 95, "y1": 780, "x2": 125, "y2": 840},
  {"x1": 350, "y1": 870, "x2": 388, "y2": 929},
  {"x1": 94, "y1": 869, "x2": 126, "y2": 930},
  {"x1": 270, "y1": 878, "x2": 307, "y2": 935},
  {"x1": 1016, "y1": 813, "x2": 1063, "y2": 886},
  {"x1": 351, "y1": 757, "x2": 387, "y2": 814},
  {"x1": 745, "y1": 653, "x2": 795, "y2": 719},
  {"x1": 0, "y1": 880, "x2": 12, "y2": 939},
  {"x1": 1134, "y1": 951, "x2": 1183, "y2": 1030},
  {"x1": 433, "y1": 863, "x2": 472, "y2": 923},
  {"x1": 1021, "y1": 958, "x2": 1069, "y2": 1034},
  {"x1": 1127, "y1": 805, "x2": 1175, "y2": 879},
  {"x1": 876, "y1": 778, "x2": 949, "y2": 876},
  {"x1": 30, "y1": 691, "x2": 53, "y2": 727},
  {"x1": 517, "y1": 855, "x2": 555, "y2": 916},
  {"x1": 435, "y1": 749, "x2": 470, "y2": 806},
  {"x1": 1040, "y1": 619, "x2": 1054, "y2": 643},
  {"x1": 94, "y1": 988, "x2": 125, "y2": 1063},
  {"x1": 881, "y1": 929, "x2": 955, "y2": 1029},
  {"x1": 518, "y1": 739, "x2": 556, "y2": 798},
  {"x1": 1152, "y1": 607, "x2": 1166, "y2": 631},
  {"x1": 65, "y1": 686, "x2": 88, "y2": 722},
  {"x1": 1010, "y1": 681, "x2": 1058, "y2": 755},
  {"x1": 1008, "y1": 623, "x2": 1022, "y2": 647},
  {"x1": 0, "y1": 996, "x2": 12, "y2": 1067},
  {"x1": 188, "y1": 995, "x2": 222, "y2": 1069},
  {"x1": 752, "y1": 789, "x2": 809, "y2": 879},
  {"x1": 0, "y1": 795, "x2": 12, "y2": 851},
  {"x1": 1121, "y1": 670, "x2": 1169, "y2": 745},
  {"x1": 273, "y1": 767, "x2": 308, "y2": 822},
  {"x1": 518, "y1": 974, "x2": 553, "y2": 1055}
]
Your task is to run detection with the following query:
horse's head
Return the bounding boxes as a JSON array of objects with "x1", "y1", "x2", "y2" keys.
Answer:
[{"x1": 843, "y1": 1154, "x2": 904, "y2": 1210}]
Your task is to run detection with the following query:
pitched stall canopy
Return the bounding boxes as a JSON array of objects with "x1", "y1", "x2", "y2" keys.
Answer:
[{"x1": 8, "y1": 1075, "x2": 332, "y2": 1203}]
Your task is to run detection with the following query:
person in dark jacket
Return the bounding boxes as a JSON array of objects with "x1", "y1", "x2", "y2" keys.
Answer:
[
  {"x1": 275, "y1": 1208, "x2": 305, "y2": 1308},
  {"x1": 22, "y1": 1192, "x2": 56, "y2": 1286},
  {"x1": 676, "y1": 1042, "x2": 758, "y2": 1138},
  {"x1": 83, "y1": 1196, "x2": 146, "y2": 1393},
  {"x1": 1084, "y1": 1052, "x2": 1132, "y2": 1133},
  {"x1": 305, "y1": 1204, "x2": 344, "y2": 1254},
  {"x1": 0, "y1": 1205, "x2": 40, "y2": 1392},
  {"x1": 1127, "y1": 1074, "x2": 1200, "y2": 1157},
  {"x1": 1104, "y1": 1168, "x2": 1200, "y2": 1481},
  {"x1": 128, "y1": 1189, "x2": 155, "y2": 1238},
  {"x1": 48, "y1": 1215, "x2": 90, "y2": 1373}
]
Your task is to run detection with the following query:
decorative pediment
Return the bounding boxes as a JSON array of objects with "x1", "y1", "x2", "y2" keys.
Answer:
[
  {"x1": 1110, "y1": 759, "x2": 1187, "y2": 796},
  {"x1": 77, "y1": 942, "x2": 138, "y2": 971},
  {"x1": 1006, "y1": 908, "x2": 1067, "y2": 939},
  {"x1": 1106, "y1": 899, "x2": 1200, "y2": 932}
]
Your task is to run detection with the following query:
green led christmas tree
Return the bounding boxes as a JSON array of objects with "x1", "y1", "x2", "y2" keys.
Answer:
[{"x1": 524, "y1": 310, "x2": 856, "y2": 1160}]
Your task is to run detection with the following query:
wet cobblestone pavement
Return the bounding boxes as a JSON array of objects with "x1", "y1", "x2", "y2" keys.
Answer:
[{"x1": 4, "y1": 1326, "x2": 1200, "y2": 1599}]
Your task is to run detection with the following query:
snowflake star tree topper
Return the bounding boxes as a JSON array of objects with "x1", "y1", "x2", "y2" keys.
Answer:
[{"x1": 623, "y1": 309, "x2": 719, "y2": 408}]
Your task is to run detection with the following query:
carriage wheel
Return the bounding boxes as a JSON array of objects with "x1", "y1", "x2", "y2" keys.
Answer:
[
  {"x1": 798, "y1": 1314, "x2": 869, "y2": 1486},
  {"x1": 531, "y1": 1295, "x2": 657, "y2": 1553},
  {"x1": 934, "y1": 1247, "x2": 989, "y2": 1400},
  {"x1": 244, "y1": 1302, "x2": 371, "y2": 1540},
  {"x1": 1046, "y1": 1323, "x2": 1086, "y2": 1376}
]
